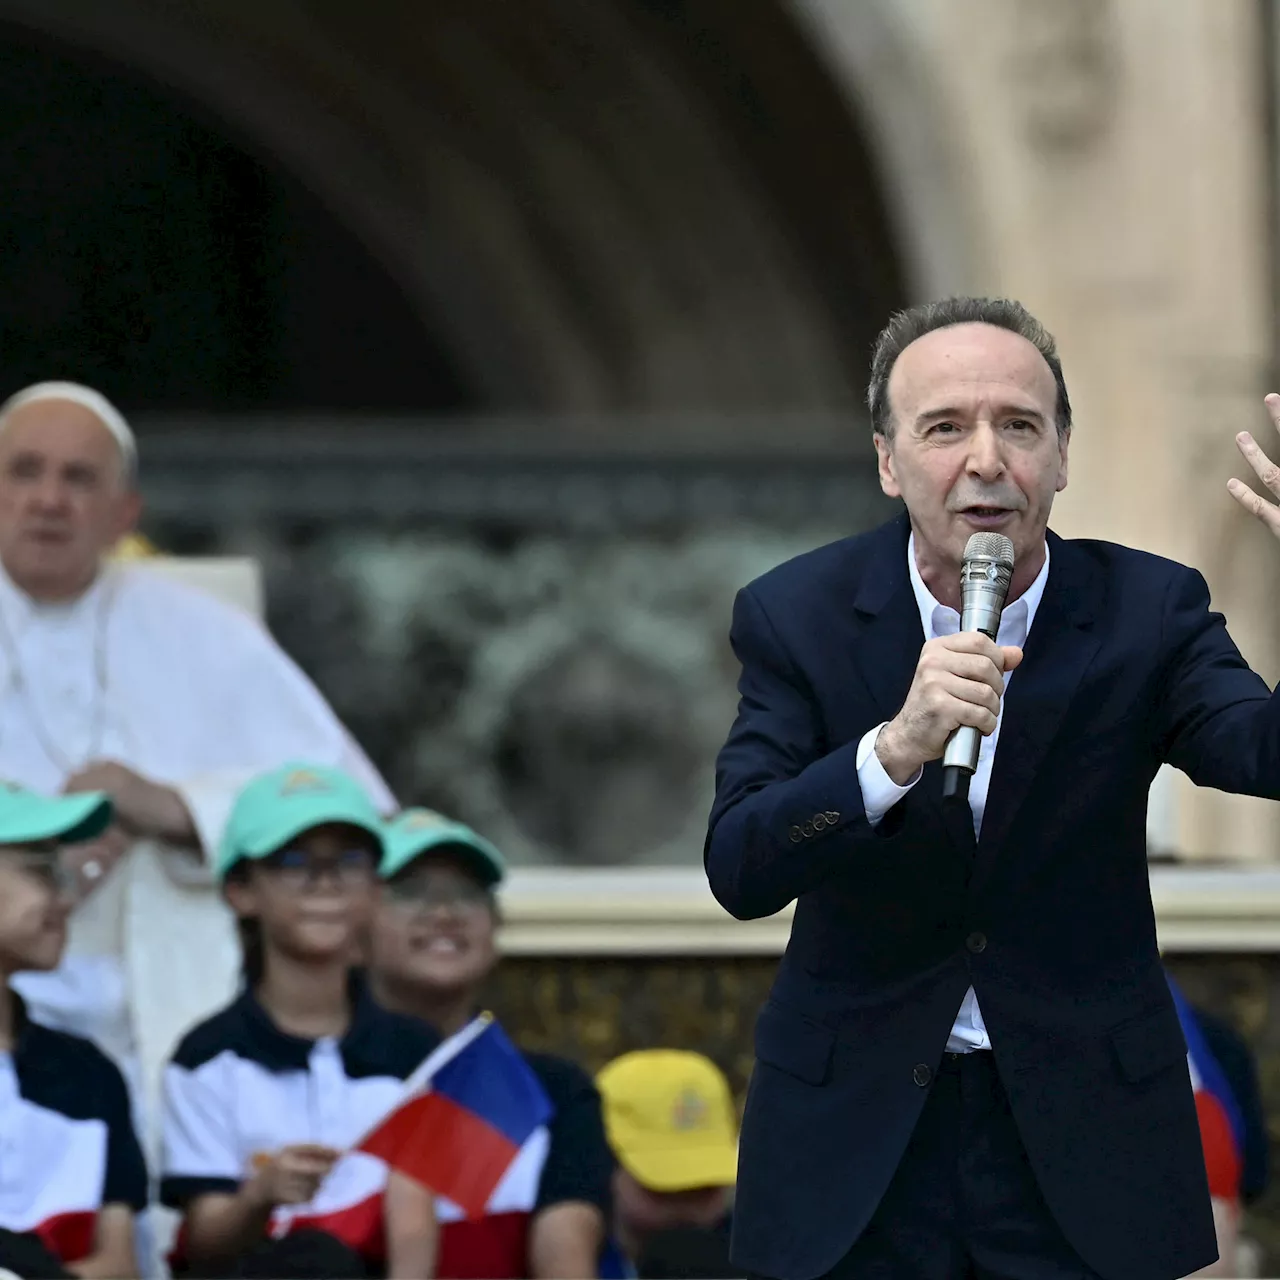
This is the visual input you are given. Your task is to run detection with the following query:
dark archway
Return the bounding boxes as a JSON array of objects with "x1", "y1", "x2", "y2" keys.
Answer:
[
  {"x1": 0, "y1": 0, "x2": 908, "y2": 417},
  {"x1": 0, "y1": 25, "x2": 469, "y2": 412}
]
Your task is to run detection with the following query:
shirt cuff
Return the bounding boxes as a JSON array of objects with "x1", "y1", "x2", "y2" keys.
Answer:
[{"x1": 856, "y1": 723, "x2": 921, "y2": 825}]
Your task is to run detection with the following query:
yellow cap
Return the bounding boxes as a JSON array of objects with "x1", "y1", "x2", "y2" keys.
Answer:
[
  {"x1": 596, "y1": 1050, "x2": 738, "y2": 1192},
  {"x1": 109, "y1": 533, "x2": 158, "y2": 560}
]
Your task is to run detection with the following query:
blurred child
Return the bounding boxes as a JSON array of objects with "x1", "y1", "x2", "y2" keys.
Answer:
[
  {"x1": 596, "y1": 1050, "x2": 742, "y2": 1280},
  {"x1": 159, "y1": 765, "x2": 439, "y2": 1279},
  {"x1": 0, "y1": 783, "x2": 147, "y2": 1280},
  {"x1": 368, "y1": 808, "x2": 612, "y2": 1279}
]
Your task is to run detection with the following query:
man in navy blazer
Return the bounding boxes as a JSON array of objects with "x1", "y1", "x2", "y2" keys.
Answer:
[{"x1": 706, "y1": 296, "x2": 1280, "y2": 1280}]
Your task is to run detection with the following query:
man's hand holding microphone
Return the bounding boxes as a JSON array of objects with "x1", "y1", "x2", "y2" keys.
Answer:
[
  {"x1": 874, "y1": 633, "x2": 1023, "y2": 786},
  {"x1": 874, "y1": 533, "x2": 1022, "y2": 798}
]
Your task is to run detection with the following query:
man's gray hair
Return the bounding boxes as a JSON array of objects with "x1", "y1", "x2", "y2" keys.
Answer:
[{"x1": 867, "y1": 296, "x2": 1072, "y2": 440}]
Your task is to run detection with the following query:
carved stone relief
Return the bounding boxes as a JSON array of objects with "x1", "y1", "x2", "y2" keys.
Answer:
[
  {"x1": 142, "y1": 426, "x2": 889, "y2": 868},
  {"x1": 1008, "y1": 0, "x2": 1118, "y2": 152},
  {"x1": 296, "y1": 528, "x2": 846, "y2": 867}
]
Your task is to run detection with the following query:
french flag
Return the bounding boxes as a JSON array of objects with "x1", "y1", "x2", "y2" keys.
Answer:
[
  {"x1": 1168, "y1": 976, "x2": 1246, "y2": 1201},
  {"x1": 355, "y1": 1013, "x2": 553, "y2": 1220}
]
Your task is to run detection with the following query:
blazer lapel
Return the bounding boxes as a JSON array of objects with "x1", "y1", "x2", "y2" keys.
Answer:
[
  {"x1": 972, "y1": 531, "x2": 1103, "y2": 889},
  {"x1": 850, "y1": 513, "x2": 974, "y2": 859},
  {"x1": 850, "y1": 513, "x2": 924, "y2": 723}
]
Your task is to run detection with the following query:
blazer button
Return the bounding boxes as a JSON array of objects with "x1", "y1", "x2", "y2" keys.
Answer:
[
  {"x1": 813, "y1": 813, "x2": 827, "y2": 831},
  {"x1": 912, "y1": 1063, "x2": 932, "y2": 1087},
  {"x1": 825, "y1": 811, "x2": 840, "y2": 824},
  {"x1": 801, "y1": 821, "x2": 814, "y2": 837},
  {"x1": 789, "y1": 826, "x2": 803, "y2": 843},
  {"x1": 966, "y1": 931, "x2": 987, "y2": 954}
]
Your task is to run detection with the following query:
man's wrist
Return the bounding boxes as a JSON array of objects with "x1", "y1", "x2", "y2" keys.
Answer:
[
  {"x1": 874, "y1": 723, "x2": 922, "y2": 787},
  {"x1": 134, "y1": 784, "x2": 198, "y2": 846}
]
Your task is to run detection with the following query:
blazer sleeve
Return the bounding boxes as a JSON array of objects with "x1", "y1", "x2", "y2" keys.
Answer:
[
  {"x1": 1158, "y1": 565, "x2": 1280, "y2": 796},
  {"x1": 704, "y1": 585, "x2": 907, "y2": 920}
]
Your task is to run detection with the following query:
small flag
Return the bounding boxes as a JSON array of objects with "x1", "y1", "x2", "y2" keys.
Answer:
[
  {"x1": 1168, "y1": 976, "x2": 1245, "y2": 1201},
  {"x1": 354, "y1": 1013, "x2": 553, "y2": 1220}
]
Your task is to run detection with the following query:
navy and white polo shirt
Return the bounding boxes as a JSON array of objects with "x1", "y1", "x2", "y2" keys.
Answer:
[
  {"x1": 0, "y1": 994, "x2": 148, "y2": 1263},
  {"x1": 160, "y1": 979, "x2": 439, "y2": 1265}
]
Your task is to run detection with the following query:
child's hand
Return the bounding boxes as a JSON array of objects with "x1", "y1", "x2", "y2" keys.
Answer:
[{"x1": 248, "y1": 1144, "x2": 342, "y2": 1207}]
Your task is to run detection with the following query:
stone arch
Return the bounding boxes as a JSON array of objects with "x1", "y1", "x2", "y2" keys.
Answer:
[
  {"x1": 789, "y1": 0, "x2": 988, "y2": 301},
  {"x1": 0, "y1": 0, "x2": 922, "y2": 415}
]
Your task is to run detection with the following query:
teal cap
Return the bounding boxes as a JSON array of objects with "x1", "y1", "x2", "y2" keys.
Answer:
[
  {"x1": 0, "y1": 783, "x2": 112, "y2": 846},
  {"x1": 215, "y1": 763, "x2": 386, "y2": 883},
  {"x1": 380, "y1": 808, "x2": 506, "y2": 887}
]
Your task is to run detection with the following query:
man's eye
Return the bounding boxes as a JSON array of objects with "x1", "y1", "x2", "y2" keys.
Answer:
[
  {"x1": 930, "y1": 422, "x2": 959, "y2": 434},
  {"x1": 1007, "y1": 419, "x2": 1034, "y2": 431}
]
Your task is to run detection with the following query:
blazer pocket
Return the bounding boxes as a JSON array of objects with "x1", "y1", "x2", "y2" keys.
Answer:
[
  {"x1": 754, "y1": 1001, "x2": 836, "y2": 1086},
  {"x1": 1110, "y1": 1006, "x2": 1188, "y2": 1084}
]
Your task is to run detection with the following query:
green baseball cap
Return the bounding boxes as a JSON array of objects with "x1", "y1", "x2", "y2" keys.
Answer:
[
  {"x1": 215, "y1": 763, "x2": 387, "y2": 883},
  {"x1": 0, "y1": 783, "x2": 112, "y2": 846},
  {"x1": 380, "y1": 808, "x2": 507, "y2": 887}
]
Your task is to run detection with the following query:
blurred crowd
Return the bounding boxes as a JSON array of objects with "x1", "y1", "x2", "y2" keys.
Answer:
[{"x1": 0, "y1": 382, "x2": 1269, "y2": 1280}]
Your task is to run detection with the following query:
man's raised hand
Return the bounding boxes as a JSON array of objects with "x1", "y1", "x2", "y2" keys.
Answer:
[{"x1": 1228, "y1": 394, "x2": 1280, "y2": 537}]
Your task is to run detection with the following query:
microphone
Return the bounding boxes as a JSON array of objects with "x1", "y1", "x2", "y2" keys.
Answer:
[{"x1": 941, "y1": 532, "x2": 1015, "y2": 802}]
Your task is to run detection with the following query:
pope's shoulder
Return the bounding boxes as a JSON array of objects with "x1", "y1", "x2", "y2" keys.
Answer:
[{"x1": 110, "y1": 562, "x2": 271, "y2": 642}]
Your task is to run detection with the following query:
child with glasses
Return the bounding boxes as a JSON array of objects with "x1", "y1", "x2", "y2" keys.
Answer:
[
  {"x1": 0, "y1": 783, "x2": 147, "y2": 1280},
  {"x1": 159, "y1": 764, "x2": 440, "y2": 1280},
  {"x1": 368, "y1": 809, "x2": 614, "y2": 1280}
]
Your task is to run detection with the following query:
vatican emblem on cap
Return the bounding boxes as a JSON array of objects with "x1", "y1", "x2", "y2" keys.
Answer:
[
  {"x1": 671, "y1": 1088, "x2": 709, "y2": 1130},
  {"x1": 279, "y1": 769, "x2": 329, "y2": 795},
  {"x1": 400, "y1": 808, "x2": 451, "y2": 831}
]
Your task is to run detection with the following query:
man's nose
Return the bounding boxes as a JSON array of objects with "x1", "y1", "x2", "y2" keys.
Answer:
[
  {"x1": 965, "y1": 424, "x2": 1005, "y2": 478},
  {"x1": 30, "y1": 475, "x2": 70, "y2": 511}
]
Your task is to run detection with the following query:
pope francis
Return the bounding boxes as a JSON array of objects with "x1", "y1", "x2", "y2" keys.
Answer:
[{"x1": 0, "y1": 381, "x2": 393, "y2": 1144}]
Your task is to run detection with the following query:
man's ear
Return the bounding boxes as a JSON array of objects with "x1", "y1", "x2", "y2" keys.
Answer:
[
  {"x1": 874, "y1": 433, "x2": 901, "y2": 499},
  {"x1": 1055, "y1": 428, "x2": 1070, "y2": 493},
  {"x1": 112, "y1": 489, "x2": 143, "y2": 542}
]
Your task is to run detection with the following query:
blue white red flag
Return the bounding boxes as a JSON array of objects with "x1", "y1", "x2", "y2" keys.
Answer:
[
  {"x1": 355, "y1": 1012, "x2": 553, "y2": 1220},
  {"x1": 1168, "y1": 976, "x2": 1245, "y2": 1201}
]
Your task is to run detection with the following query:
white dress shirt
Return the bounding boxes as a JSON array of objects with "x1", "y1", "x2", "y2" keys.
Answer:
[{"x1": 854, "y1": 534, "x2": 1050, "y2": 1052}]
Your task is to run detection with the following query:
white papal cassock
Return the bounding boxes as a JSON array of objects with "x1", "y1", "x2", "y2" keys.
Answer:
[{"x1": 0, "y1": 558, "x2": 393, "y2": 1148}]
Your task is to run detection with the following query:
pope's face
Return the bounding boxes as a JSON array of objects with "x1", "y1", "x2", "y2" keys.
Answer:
[
  {"x1": 0, "y1": 400, "x2": 140, "y2": 602},
  {"x1": 874, "y1": 323, "x2": 1069, "y2": 593}
]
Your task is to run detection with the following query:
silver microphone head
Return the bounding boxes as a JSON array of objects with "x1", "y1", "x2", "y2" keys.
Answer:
[
  {"x1": 957, "y1": 531, "x2": 1015, "y2": 641},
  {"x1": 962, "y1": 532, "x2": 1014, "y2": 567}
]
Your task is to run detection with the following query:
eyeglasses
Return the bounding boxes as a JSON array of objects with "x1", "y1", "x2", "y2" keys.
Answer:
[
  {"x1": 259, "y1": 848, "x2": 377, "y2": 891},
  {"x1": 383, "y1": 876, "x2": 492, "y2": 914},
  {"x1": 0, "y1": 851, "x2": 77, "y2": 898}
]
